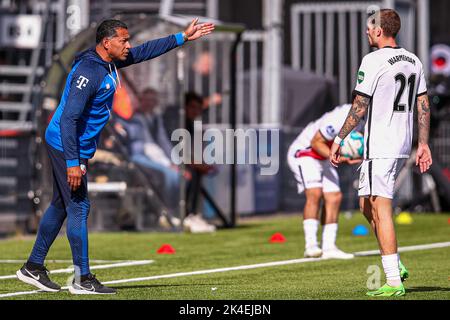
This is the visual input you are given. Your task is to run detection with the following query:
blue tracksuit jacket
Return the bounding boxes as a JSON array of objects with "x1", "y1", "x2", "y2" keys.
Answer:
[{"x1": 45, "y1": 32, "x2": 185, "y2": 168}]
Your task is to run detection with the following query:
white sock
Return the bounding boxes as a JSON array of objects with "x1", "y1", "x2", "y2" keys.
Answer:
[
  {"x1": 303, "y1": 219, "x2": 319, "y2": 249},
  {"x1": 381, "y1": 253, "x2": 402, "y2": 287},
  {"x1": 322, "y1": 223, "x2": 338, "y2": 251}
]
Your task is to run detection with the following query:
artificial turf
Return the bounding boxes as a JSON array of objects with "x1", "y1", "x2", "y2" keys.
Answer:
[{"x1": 0, "y1": 212, "x2": 449, "y2": 300}]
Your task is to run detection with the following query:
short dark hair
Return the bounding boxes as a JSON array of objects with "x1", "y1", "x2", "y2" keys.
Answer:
[
  {"x1": 369, "y1": 9, "x2": 401, "y2": 38},
  {"x1": 380, "y1": 9, "x2": 401, "y2": 37},
  {"x1": 96, "y1": 19, "x2": 128, "y2": 44}
]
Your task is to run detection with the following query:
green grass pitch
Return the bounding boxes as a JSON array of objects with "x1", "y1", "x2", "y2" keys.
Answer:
[{"x1": 0, "y1": 213, "x2": 449, "y2": 300}]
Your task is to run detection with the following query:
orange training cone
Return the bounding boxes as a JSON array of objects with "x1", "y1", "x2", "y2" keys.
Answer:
[
  {"x1": 157, "y1": 244, "x2": 176, "y2": 254},
  {"x1": 269, "y1": 233, "x2": 286, "y2": 243}
]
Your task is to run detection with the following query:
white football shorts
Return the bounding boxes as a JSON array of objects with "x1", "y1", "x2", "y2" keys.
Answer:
[
  {"x1": 287, "y1": 155, "x2": 340, "y2": 194},
  {"x1": 358, "y1": 158, "x2": 406, "y2": 199}
]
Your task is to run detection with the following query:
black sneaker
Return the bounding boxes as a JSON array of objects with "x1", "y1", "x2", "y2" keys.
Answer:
[
  {"x1": 16, "y1": 264, "x2": 61, "y2": 292},
  {"x1": 69, "y1": 274, "x2": 117, "y2": 295}
]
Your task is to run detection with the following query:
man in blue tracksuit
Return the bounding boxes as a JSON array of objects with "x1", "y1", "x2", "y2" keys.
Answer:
[{"x1": 16, "y1": 18, "x2": 215, "y2": 294}]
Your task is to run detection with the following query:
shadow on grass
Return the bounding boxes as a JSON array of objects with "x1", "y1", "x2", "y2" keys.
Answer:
[
  {"x1": 407, "y1": 286, "x2": 450, "y2": 293},
  {"x1": 217, "y1": 224, "x2": 258, "y2": 231}
]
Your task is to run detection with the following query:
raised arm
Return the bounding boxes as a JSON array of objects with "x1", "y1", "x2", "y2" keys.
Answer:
[
  {"x1": 115, "y1": 18, "x2": 215, "y2": 69},
  {"x1": 329, "y1": 94, "x2": 370, "y2": 167},
  {"x1": 415, "y1": 93, "x2": 432, "y2": 173},
  {"x1": 183, "y1": 18, "x2": 215, "y2": 41},
  {"x1": 114, "y1": 35, "x2": 181, "y2": 69}
]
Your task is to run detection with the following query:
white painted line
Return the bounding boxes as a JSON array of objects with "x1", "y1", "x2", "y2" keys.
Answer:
[
  {"x1": 102, "y1": 257, "x2": 323, "y2": 285},
  {"x1": 0, "y1": 289, "x2": 43, "y2": 298},
  {"x1": 103, "y1": 241, "x2": 450, "y2": 285},
  {"x1": 354, "y1": 241, "x2": 450, "y2": 256},
  {"x1": 1, "y1": 241, "x2": 449, "y2": 299},
  {"x1": 0, "y1": 260, "x2": 154, "y2": 280}
]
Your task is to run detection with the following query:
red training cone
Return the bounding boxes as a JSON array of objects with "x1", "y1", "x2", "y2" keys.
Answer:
[
  {"x1": 157, "y1": 244, "x2": 176, "y2": 254},
  {"x1": 269, "y1": 233, "x2": 286, "y2": 243}
]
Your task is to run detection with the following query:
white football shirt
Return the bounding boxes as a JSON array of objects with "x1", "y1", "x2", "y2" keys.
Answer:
[
  {"x1": 288, "y1": 104, "x2": 356, "y2": 159},
  {"x1": 354, "y1": 47, "x2": 427, "y2": 159}
]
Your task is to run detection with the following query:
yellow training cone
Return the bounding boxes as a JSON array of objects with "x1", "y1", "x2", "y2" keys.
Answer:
[{"x1": 396, "y1": 212, "x2": 413, "y2": 225}]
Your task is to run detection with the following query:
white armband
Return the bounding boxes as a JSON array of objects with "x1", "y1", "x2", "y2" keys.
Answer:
[{"x1": 334, "y1": 136, "x2": 343, "y2": 145}]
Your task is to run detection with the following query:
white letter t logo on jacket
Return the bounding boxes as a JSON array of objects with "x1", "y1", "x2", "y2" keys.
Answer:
[{"x1": 76, "y1": 75, "x2": 89, "y2": 89}]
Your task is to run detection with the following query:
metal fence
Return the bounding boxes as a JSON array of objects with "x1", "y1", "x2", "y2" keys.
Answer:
[
  {"x1": 290, "y1": 0, "x2": 429, "y2": 104},
  {"x1": 187, "y1": 30, "x2": 266, "y2": 127},
  {"x1": 123, "y1": 27, "x2": 267, "y2": 128}
]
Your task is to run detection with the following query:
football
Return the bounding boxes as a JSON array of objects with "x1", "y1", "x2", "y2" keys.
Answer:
[{"x1": 340, "y1": 131, "x2": 364, "y2": 159}]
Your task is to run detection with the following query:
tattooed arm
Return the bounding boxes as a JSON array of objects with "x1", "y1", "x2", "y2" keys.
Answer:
[
  {"x1": 415, "y1": 94, "x2": 432, "y2": 173},
  {"x1": 329, "y1": 94, "x2": 370, "y2": 167},
  {"x1": 338, "y1": 94, "x2": 370, "y2": 139},
  {"x1": 417, "y1": 94, "x2": 430, "y2": 144}
]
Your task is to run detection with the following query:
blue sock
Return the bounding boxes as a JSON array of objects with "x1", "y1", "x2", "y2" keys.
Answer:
[
  {"x1": 28, "y1": 204, "x2": 66, "y2": 266},
  {"x1": 66, "y1": 198, "x2": 91, "y2": 277}
]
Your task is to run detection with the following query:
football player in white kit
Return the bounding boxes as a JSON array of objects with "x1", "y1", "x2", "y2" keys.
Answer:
[
  {"x1": 330, "y1": 9, "x2": 432, "y2": 297},
  {"x1": 288, "y1": 104, "x2": 362, "y2": 260}
]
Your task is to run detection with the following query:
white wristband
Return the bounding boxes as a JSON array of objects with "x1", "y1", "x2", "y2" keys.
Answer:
[{"x1": 334, "y1": 136, "x2": 343, "y2": 145}]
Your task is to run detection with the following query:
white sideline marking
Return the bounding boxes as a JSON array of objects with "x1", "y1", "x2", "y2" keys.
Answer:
[
  {"x1": 101, "y1": 241, "x2": 448, "y2": 285},
  {"x1": 354, "y1": 241, "x2": 450, "y2": 256},
  {"x1": 0, "y1": 260, "x2": 154, "y2": 280},
  {"x1": 1, "y1": 241, "x2": 449, "y2": 299},
  {"x1": 0, "y1": 289, "x2": 42, "y2": 298},
  {"x1": 101, "y1": 257, "x2": 322, "y2": 285}
]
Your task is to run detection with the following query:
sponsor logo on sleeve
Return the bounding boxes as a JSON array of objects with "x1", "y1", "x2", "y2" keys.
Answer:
[
  {"x1": 326, "y1": 125, "x2": 335, "y2": 136},
  {"x1": 357, "y1": 71, "x2": 365, "y2": 84},
  {"x1": 76, "y1": 75, "x2": 89, "y2": 89}
]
